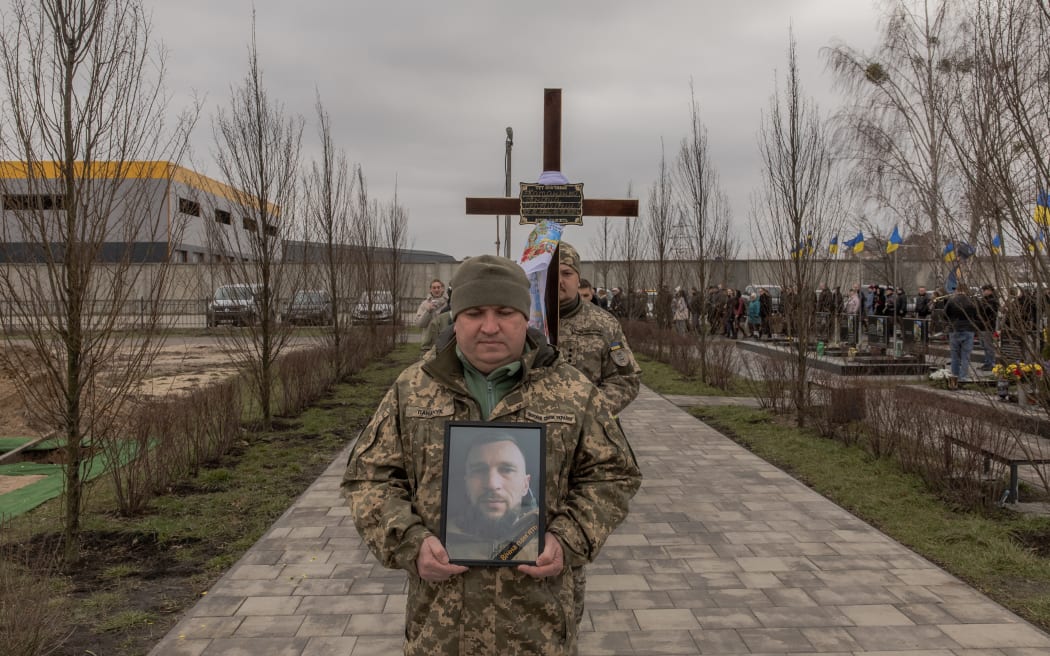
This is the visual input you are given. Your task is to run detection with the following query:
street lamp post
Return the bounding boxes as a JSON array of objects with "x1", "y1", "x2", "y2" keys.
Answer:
[{"x1": 504, "y1": 126, "x2": 513, "y2": 259}]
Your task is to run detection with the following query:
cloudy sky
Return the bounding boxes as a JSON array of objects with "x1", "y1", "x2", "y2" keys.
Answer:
[{"x1": 145, "y1": 0, "x2": 884, "y2": 261}]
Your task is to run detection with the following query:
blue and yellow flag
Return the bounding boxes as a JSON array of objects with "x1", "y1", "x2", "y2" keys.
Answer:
[
  {"x1": 943, "y1": 241, "x2": 956, "y2": 262},
  {"x1": 1036, "y1": 190, "x2": 1050, "y2": 226},
  {"x1": 886, "y1": 225, "x2": 902, "y2": 254},
  {"x1": 805, "y1": 231, "x2": 814, "y2": 256},
  {"x1": 829, "y1": 235, "x2": 839, "y2": 255},
  {"x1": 991, "y1": 233, "x2": 1003, "y2": 255}
]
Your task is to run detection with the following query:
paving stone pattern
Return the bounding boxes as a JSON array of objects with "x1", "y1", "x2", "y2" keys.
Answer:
[{"x1": 150, "y1": 386, "x2": 1050, "y2": 655}]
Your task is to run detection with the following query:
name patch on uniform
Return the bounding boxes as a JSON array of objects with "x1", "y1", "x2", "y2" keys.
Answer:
[
  {"x1": 610, "y1": 341, "x2": 630, "y2": 367},
  {"x1": 525, "y1": 410, "x2": 576, "y2": 424},
  {"x1": 405, "y1": 404, "x2": 453, "y2": 419}
]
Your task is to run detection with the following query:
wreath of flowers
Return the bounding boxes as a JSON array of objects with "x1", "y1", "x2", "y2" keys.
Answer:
[{"x1": 992, "y1": 362, "x2": 1044, "y2": 380}]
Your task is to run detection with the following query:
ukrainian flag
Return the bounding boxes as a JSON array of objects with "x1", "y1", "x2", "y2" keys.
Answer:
[
  {"x1": 886, "y1": 225, "x2": 902, "y2": 254},
  {"x1": 852, "y1": 230, "x2": 865, "y2": 253},
  {"x1": 829, "y1": 235, "x2": 839, "y2": 255},
  {"x1": 805, "y1": 231, "x2": 814, "y2": 256},
  {"x1": 943, "y1": 241, "x2": 956, "y2": 262},
  {"x1": 1036, "y1": 190, "x2": 1050, "y2": 226},
  {"x1": 991, "y1": 233, "x2": 1002, "y2": 255}
]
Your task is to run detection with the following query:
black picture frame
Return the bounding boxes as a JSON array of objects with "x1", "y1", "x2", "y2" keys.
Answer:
[{"x1": 440, "y1": 421, "x2": 546, "y2": 566}]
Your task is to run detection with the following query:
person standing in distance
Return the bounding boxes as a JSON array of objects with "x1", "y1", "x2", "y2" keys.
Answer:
[
  {"x1": 415, "y1": 278, "x2": 448, "y2": 354},
  {"x1": 556, "y1": 242, "x2": 641, "y2": 416},
  {"x1": 344, "y1": 254, "x2": 641, "y2": 655}
]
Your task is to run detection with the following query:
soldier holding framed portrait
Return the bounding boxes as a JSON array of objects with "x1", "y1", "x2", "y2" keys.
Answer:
[{"x1": 344, "y1": 254, "x2": 641, "y2": 656}]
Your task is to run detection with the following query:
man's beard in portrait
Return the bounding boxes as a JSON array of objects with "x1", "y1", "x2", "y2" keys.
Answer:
[{"x1": 460, "y1": 500, "x2": 523, "y2": 540}]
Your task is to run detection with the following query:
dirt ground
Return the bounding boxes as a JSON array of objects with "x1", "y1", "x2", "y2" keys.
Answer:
[
  {"x1": 0, "y1": 335, "x2": 310, "y2": 496},
  {"x1": 0, "y1": 336, "x2": 244, "y2": 438}
]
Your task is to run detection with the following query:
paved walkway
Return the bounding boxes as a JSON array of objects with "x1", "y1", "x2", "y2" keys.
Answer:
[{"x1": 150, "y1": 387, "x2": 1050, "y2": 655}]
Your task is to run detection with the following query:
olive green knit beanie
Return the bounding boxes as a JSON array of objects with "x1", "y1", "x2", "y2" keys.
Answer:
[{"x1": 450, "y1": 254, "x2": 531, "y2": 319}]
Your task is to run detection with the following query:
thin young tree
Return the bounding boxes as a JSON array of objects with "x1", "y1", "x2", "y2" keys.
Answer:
[
  {"x1": 824, "y1": 0, "x2": 966, "y2": 264},
  {"x1": 614, "y1": 184, "x2": 647, "y2": 320},
  {"x1": 752, "y1": 28, "x2": 845, "y2": 426},
  {"x1": 382, "y1": 183, "x2": 410, "y2": 347},
  {"x1": 675, "y1": 82, "x2": 733, "y2": 381},
  {"x1": 350, "y1": 166, "x2": 386, "y2": 336},
  {"x1": 207, "y1": 20, "x2": 304, "y2": 430},
  {"x1": 647, "y1": 140, "x2": 675, "y2": 295},
  {"x1": 302, "y1": 94, "x2": 357, "y2": 377},
  {"x1": 589, "y1": 216, "x2": 615, "y2": 291},
  {"x1": 0, "y1": 0, "x2": 196, "y2": 562}
]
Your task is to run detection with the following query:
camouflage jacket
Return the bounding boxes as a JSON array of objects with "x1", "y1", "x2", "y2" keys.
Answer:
[
  {"x1": 558, "y1": 297, "x2": 641, "y2": 416},
  {"x1": 343, "y1": 329, "x2": 641, "y2": 655},
  {"x1": 444, "y1": 506, "x2": 541, "y2": 563}
]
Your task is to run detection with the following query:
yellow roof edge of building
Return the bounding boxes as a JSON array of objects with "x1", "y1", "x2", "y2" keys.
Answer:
[{"x1": 0, "y1": 160, "x2": 279, "y2": 216}]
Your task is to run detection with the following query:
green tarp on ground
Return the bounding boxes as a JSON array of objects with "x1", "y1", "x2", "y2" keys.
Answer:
[
  {"x1": 0, "y1": 436, "x2": 89, "y2": 452},
  {"x1": 0, "y1": 449, "x2": 125, "y2": 520}
]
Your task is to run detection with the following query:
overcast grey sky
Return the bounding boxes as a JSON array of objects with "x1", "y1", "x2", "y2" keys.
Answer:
[{"x1": 145, "y1": 0, "x2": 883, "y2": 261}]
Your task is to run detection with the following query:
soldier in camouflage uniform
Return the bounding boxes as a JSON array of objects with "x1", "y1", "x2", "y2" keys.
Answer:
[
  {"x1": 556, "y1": 242, "x2": 640, "y2": 416},
  {"x1": 556, "y1": 242, "x2": 642, "y2": 630},
  {"x1": 344, "y1": 254, "x2": 641, "y2": 656}
]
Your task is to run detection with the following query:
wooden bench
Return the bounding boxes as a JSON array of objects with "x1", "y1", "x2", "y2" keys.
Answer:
[{"x1": 941, "y1": 433, "x2": 1050, "y2": 503}]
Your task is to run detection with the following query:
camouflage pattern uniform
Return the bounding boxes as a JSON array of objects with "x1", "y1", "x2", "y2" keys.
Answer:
[
  {"x1": 344, "y1": 329, "x2": 641, "y2": 656},
  {"x1": 445, "y1": 507, "x2": 541, "y2": 563},
  {"x1": 558, "y1": 297, "x2": 641, "y2": 416}
]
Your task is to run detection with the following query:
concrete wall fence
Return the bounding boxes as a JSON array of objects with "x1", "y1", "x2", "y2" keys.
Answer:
[{"x1": 0, "y1": 256, "x2": 1016, "y2": 329}]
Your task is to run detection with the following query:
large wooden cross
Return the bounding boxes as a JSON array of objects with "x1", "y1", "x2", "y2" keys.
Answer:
[{"x1": 465, "y1": 88, "x2": 638, "y2": 344}]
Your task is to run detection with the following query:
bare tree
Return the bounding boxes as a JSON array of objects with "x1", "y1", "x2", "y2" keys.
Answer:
[
  {"x1": 382, "y1": 182, "x2": 409, "y2": 347},
  {"x1": 752, "y1": 28, "x2": 845, "y2": 426},
  {"x1": 0, "y1": 0, "x2": 196, "y2": 562},
  {"x1": 350, "y1": 166, "x2": 386, "y2": 335},
  {"x1": 824, "y1": 0, "x2": 967, "y2": 264},
  {"x1": 647, "y1": 141, "x2": 675, "y2": 295},
  {"x1": 302, "y1": 93, "x2": 357, "y2": 377},
  {"x1": 950, "y1": 0, "x2": 1050, "y2": 364},
  {"x1": 675, "y1": 83, "x2": 733, "y2": 380},
  {"x1": 614, "y1": 184, "x2": 647, "y2": 320},
  {"x1": 589, "y1": 216, "x2": 615, "y2": 291},
  {"x1": 207, "y1": 20, "x2": 304, "y2": 430}
]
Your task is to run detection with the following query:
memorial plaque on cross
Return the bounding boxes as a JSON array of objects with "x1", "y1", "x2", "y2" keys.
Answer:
[{"x1": 465, "y1": 88, "x2": 638, "y2": 344}]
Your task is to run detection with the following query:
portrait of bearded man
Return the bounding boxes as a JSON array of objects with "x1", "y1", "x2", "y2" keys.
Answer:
[{"x1": 444, "y1": 431, "x2": 541, "y2": 563}]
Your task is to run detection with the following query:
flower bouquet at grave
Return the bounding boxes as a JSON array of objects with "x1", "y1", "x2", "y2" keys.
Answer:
[{"x1": 993, "y1": 362, "x2": 1044, "y2": 382}]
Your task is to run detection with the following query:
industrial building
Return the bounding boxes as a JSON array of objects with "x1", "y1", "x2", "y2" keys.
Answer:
[{"x1": 0, "y1": 161, "x2": 276, "y2": 263}]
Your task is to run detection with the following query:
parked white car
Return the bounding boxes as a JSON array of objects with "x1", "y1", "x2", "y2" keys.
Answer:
[{"x1": 351, "y1": 291, "x2": 395, "y2": 323}]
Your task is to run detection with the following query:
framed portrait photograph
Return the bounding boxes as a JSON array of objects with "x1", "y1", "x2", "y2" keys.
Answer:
[{"x1": 440, "y1": 421, "x2": 546, "y2": 566}]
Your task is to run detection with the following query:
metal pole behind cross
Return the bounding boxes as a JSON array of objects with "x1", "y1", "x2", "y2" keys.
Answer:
[{"x1": 504, "y1": 127, "x2": 513, "y2": 259}]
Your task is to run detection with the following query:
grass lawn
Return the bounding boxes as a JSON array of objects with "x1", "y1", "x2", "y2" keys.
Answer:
[
  {"x1": 1, "y1": 344, "x2": 419, "y2": 656},
  {"x1": 638, "y1": 353, "x2": 1050, "y2": 634}
]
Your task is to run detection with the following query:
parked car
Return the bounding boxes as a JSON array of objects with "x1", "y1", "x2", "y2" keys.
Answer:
[
  {"x1": 283, "y1": 289, "x2": 332, "y2": 326},
  {"x1": 351, "y1": 290, "x2": 395, "y2": 323},
  {"x1": 206, "y1": 283, "x2": 261, "y2": 327}
]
